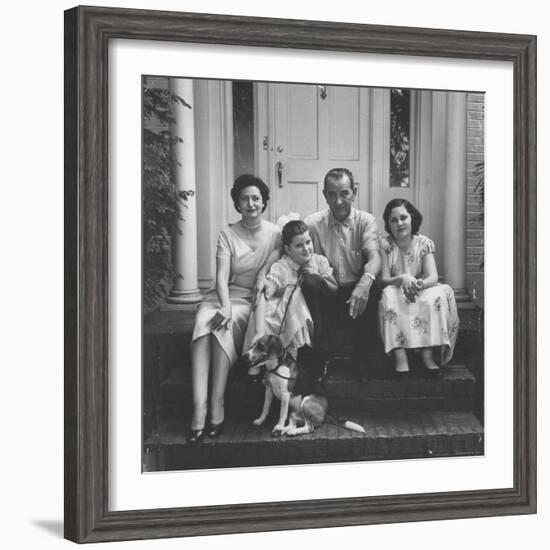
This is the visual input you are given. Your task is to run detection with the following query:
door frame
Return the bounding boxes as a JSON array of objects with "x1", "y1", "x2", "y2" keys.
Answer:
[{"x1": 254, "y1": 82, "x2": 437, "y2": 237}]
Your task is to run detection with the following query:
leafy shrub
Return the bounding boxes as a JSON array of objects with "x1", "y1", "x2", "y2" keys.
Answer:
[{"x1": 143, "y1": 85, "x2": 192, "y2": 310}]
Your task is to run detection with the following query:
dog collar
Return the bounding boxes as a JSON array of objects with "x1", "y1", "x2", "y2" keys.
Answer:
[{"x1": 266, "y1": 363, "x2": 296, "y2": 381}]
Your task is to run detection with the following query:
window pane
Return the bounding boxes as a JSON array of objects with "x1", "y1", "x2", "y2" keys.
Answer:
[
  {"x1": 233, "y1": 81, "x2": 255, "y2": 177},
  {"x1": 390, "y1": 89, "x2": 411, "y2": 188}
]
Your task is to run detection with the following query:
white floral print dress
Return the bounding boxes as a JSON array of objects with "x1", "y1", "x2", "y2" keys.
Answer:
[{"x1": 378, "y1": 234, "x2": 459, "y2": 365}]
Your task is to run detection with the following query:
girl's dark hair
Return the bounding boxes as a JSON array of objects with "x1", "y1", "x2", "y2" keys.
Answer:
[
  {"x1": 383, "y1": 198, "x2": 423, "y2": 236},
  {"x1": 230, "y1": 174, "x2": 270, "y2": 213},
  {"x1": 282, "y1": 220, "x2": 309, "y2": 247}
]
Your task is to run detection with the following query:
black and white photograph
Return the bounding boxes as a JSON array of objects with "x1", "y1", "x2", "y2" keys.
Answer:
[
  {"x1": 142, "y1": 77, "x2": 485, "y2": 472},
  {"x1": 1, "y1": 0, "x2": 540, "y2": 547}
]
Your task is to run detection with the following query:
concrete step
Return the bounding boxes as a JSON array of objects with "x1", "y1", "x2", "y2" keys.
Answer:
[
  {"x1": 143, "y1": 410, "x2": 484, "y2": 472},
  {"x1": 158, "y1": 363, "x2": 477, "y2": 418},
  {"x1": 143, "y1": 306, "x2": 483, "y2": 380}
]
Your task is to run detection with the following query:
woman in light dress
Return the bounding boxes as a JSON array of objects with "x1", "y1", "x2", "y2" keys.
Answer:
[
  {"x1": 188, "y1": 175, "x2": 281, "y2": 444},
  {"x1": 378, "y1": 199, "x2": 459, "y2": 378}
]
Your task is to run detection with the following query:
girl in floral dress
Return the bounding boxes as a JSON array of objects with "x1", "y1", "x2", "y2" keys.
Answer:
[{"x1": 378, "y1": 199, "x2": 459, "y2": 378}]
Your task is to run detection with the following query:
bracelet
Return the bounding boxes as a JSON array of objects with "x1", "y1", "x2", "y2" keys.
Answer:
[{"x1": 364, "y1": 272, "x2": 375, "y2": 282}]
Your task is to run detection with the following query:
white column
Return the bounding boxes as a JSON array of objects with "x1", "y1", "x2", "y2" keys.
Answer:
[
  {"x1": 443, "y1": 92, "x2": 469, "y2": 302},
  {"x1": 167, "y1": 78, "x2": 203, "y2": 304}
]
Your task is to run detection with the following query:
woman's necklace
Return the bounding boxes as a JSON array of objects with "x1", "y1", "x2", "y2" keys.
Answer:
[{"x1": 241, "y1": 219, "x2": 263, "y2": 232}]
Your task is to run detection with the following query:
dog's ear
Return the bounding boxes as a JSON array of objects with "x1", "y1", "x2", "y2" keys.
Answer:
[{"x1": 266, "y1": 334, "x2": 284, "y2": 357}]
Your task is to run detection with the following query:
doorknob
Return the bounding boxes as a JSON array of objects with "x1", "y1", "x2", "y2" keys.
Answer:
[{"x1": 276, "y1": 161, "x2": 283, "y2": 188}]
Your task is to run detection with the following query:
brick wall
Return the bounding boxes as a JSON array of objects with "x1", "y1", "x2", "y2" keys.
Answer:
[{"x1": 466, "y1": 93, "x2": 485, "y2": 305}]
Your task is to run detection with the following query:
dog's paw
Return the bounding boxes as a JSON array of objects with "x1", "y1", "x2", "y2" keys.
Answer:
[
  {"x1": 252, "y1": 417, "x2": 265, "y2": 426},
  {"x1": 271, "y1": 424, "x2": 284, "y2": 437}
]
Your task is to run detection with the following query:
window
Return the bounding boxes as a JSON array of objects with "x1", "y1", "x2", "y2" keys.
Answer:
[
  {"x1": 390, "y1": 89, "x2": 411, "y2": 187},
  {"x1": 233, "y1": 81, "x2": 255, "y2": 176}
]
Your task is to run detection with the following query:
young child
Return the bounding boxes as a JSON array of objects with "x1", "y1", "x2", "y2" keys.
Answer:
[{"x1": 243, "y1": 220, "x2": 337, "y2": 362}]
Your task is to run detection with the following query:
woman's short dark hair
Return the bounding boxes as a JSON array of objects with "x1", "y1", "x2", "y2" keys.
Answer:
[
  {"x1": 282, "y1": 220, "x2": 309, "y2": 247},
  {"x1": 230, "y1": 174, "x2": 270, "y2": 213},
  {"x1": 383, "y1": 198, "x2": 423, "y2": 236}
]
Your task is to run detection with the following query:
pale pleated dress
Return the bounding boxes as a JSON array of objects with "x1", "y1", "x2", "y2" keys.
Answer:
[
  {"x1": 378, "y1": 234, "x2": 459, "y2": 365},
  {"x1": 243, "y1": 254, "x2": 333, "y2": 359},
  {"x1": 192, "y1": 221, "x2": 281, "y2": 365}
]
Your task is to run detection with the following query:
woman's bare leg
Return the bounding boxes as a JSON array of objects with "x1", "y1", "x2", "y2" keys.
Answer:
[
  {"x1": 209, "y1": 338, "x2": 232, "y2": 425},
  {"x1": 190, "y1": 335, "x2": 211, "y2": 430},
  {"x1": 394, "y1": 348, "x2": 409, "y2": 373},
  {"x1": 420, "y1": 348, "x2": 439, "y2": 370}
]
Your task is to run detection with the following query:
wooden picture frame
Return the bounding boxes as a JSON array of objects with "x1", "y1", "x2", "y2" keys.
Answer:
[{"x1": 64, "y1": 5, "x2": 536, "y2": 543}]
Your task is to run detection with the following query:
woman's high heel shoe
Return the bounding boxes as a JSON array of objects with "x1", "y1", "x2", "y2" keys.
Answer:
[
  {"x1": 207, "y1": 421, "x2": 224, "y2": 439},
  {"x1": 425, "y1": 367, "x2": 443, "y2": 380},
  {"x1": 187, "y1": 428, "x2": 205, "y2": 445}
]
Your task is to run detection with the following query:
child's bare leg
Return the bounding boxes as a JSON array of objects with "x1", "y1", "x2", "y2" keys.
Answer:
[
  {"x1": 394, "y1": 348, "x2": 409, "y2": 373},
  {"x1": 420, "y1": 348, "x2": 439, "y2": 370}
]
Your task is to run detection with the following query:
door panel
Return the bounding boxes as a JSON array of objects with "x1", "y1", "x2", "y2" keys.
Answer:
[
  {"x1": 269, "y1": 83, "x2": 369, "y2": 221},
  {"x1": 329, "y1": 87, "x2": 360, "y2": 160},
  {"x1": 286, "y1": 85, "x2": 319, "y2": 159},
  {"x1": 284, "y1": 180, "x2": 324, "y2": 216}
]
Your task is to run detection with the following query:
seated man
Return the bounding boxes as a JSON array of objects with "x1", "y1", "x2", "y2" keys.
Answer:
[{"x1": 304, "y1": 168, "x2": 382, "y2": 381}]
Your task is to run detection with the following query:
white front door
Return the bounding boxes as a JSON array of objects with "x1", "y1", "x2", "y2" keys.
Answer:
[{"x1": 256, "y1": 83, "x2": 370, "y2": 222}]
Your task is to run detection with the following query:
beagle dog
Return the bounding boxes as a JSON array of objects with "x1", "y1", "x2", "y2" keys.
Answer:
[{"x1": 243, "y1": 334, "x2": 365, "y2": 437}]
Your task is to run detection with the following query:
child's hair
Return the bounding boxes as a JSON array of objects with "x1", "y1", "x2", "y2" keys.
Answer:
[{"x1": 282, "y1": 220, "x2": 309, "y2": 248}]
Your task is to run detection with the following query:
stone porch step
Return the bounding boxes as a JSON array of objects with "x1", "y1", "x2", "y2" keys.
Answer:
[
  {"x1": 158, "y1": 363, "x2": 477, "y2": 417},
  {"x1": 143, "y1": 410, "x2": 484, "y2": 472}
]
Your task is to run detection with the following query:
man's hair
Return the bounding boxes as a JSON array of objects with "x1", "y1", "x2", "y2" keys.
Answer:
[{"x1": 323, "y1": 168, "x2": 355, "y2": 189}]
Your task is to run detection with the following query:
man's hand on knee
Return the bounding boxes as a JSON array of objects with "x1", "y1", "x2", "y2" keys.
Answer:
[{"x1": 347, "y1": 277, "x2": 372, "y2": 319}]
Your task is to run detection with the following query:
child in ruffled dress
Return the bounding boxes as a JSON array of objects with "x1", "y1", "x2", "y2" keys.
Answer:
[{"x1": 244, "y1": 220, "x2": 337, "y2": 367}]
